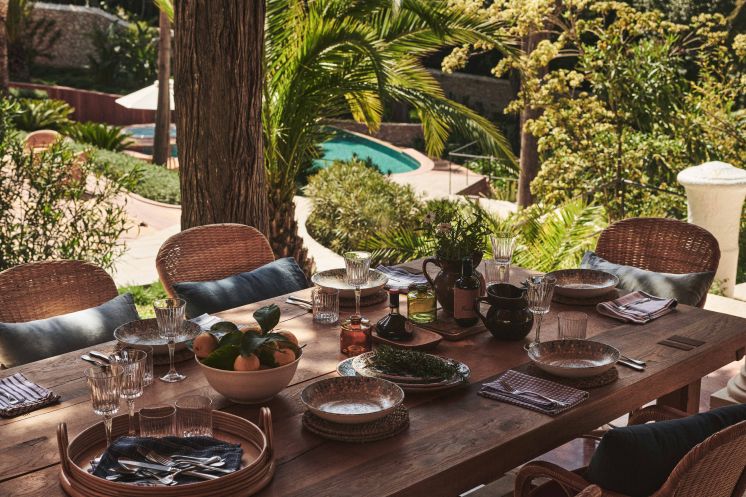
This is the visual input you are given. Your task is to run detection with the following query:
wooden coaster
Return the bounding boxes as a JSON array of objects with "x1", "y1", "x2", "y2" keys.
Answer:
[
  {"x1": 517, "y1": 363, "x2": 619, "y2": 389},
  {"x1": 552, "y1": 289, "x2": 619, "y2": 306},
  {"x1": 340, "y1": 290, "x2": 387, "y2": 308},
  {"x1": 302, "y1": 406, "x2": 409, "y2": 443}
]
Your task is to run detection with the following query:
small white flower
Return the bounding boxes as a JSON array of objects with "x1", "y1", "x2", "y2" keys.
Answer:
[
  {"x1": 424, "y1": 212, "x2": 436, "y2": 224},
  {"x1": 436, "y1": 222, "x2": 452, "y2": 234}
]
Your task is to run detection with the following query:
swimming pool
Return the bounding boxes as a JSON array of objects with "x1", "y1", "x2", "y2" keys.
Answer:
[
  {"x1": 123, "y1": 126, "x2": 421, "y2": 174},
  {"x1": 313, "y1": 131, "x2": 420, "y2": 174}
]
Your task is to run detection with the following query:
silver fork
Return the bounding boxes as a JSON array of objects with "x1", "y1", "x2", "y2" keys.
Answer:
[
  {"x1": 116, "y1": 463, "x2": 178, "y2": 485},
  {"x1": 616, "y1": 298, "x2": 652, "y2": 310},
  {"x1": 144, "y1": 450, "x2": 234, "y2": 474},
  {"x1": 620, "y1": 355, "x2": 646, "y2": 366},
  {"x1": 497, "y1": 380, "x2": 568, "y2": 406}
]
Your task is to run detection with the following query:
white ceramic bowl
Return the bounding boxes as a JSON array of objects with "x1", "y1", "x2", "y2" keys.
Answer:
[{"x1": 197, "y1": 352, "x2": 301, "y2": 404}]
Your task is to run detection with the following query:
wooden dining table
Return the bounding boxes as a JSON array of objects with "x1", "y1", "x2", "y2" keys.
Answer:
[{"x1": 1, "y1": 260, "x2": 746, "y2": 497}]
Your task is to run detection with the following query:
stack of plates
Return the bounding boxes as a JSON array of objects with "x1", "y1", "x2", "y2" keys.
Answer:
[{"x1": 336, "y1": 352, "x2": 470, "y2": 392}]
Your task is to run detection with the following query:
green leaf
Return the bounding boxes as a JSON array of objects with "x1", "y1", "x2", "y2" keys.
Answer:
[
  {"x1": 217, "y1": 330, "x2": 243, "y2": 348},
  {"x1": 266, "y1": 334, "x2": 302, "y2": 357},
  {"x1": 201, "y1": 344, "x2": 241, "y2": 370},
  {"x1": 253, "y1": 304, "x2": 281, "y2": 333},
  {"x1": 211, "y1": 321, "x2": 240, "y2": 334},
  {"x1": 240, "y1": 332, "x2": 270, "y2": 357}
]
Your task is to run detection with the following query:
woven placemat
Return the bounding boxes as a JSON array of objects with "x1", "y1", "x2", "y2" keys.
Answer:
[
  {"x1": 114, "y1": 342, "x2": 195, "y2": 365},
  {"x1": 516, "y1": 362, "x2": 619, "y2": 389},
  {"x1": 302, "y1": 405, "x2": 409, "y2": 443},
  {"x1": 552, "y1": 289, "x2": 618, "y2": 306},
  {"x1": 340, "y1": 290, "x2": 387, "y2": 309}
]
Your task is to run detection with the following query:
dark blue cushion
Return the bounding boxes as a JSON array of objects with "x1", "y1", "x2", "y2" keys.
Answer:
[
  {"x1": 173, "y1": 257, "x2": 310, "y2": 318},
  {"x1": 581, "y1": 251, "x2": 714, "y2": 306},
  {"x1": 0, "y1": 293, "x2": 139, "y2": 369},
  {"x1": 587, "y1": 404, "x2": 746, "y2": 497}
]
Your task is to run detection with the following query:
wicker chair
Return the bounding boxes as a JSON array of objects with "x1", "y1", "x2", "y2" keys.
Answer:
[
  {"x1": 23, "y1": 129, "x2": 62, "y2": 152},
  {"x1": 156, "y1": 224, "x2": 275, "y2": 298},
  {"x1": 514, "y1": 406, "x2": 746, "y2": 497},
  {"x1": 595, "y1": 218, "x2": 720, "y2": 307},
  {"x1": 0, "y1": 260, "x2": 118, "y2": 323}
]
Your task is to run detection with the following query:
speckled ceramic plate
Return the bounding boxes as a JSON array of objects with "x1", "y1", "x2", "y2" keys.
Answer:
[
  {"x1": 528, "y1": 339, "x2": 620, "y2": 379},
  {"x1": 114, "y1": 318, "x2": 202, "y2": 354},
  {"x1": 311, "y1": 269, "x2": 388, "y2": 299},
  {"x1": 546, "y1": 269, "x2": 619, "y2": 299},
  {"x1": 301, "y1": 377, "x2": 404, "y2": 424},
  {"x1": 339, "y1": 354, "x2": 470, "y2": 392}
]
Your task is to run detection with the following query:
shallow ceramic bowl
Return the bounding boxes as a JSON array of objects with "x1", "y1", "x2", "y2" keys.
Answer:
[
  {"x1": 114, "y1": 318, "x2": 201, "y2": 354},
  {"x1": 197, "y1": 351, "x2": 301, "y2": 404},
  {"x1": 546, "y1": 269, "x2": 619, "y2": 299},
  {"x1": 311, "y1": 269, "x2": 388, "y2": 299},
  {"x1": 528, "y1": 339, "x2": 620, "y2": 379},
  {"x1": 300, "y1": 376, "x2": 404, "y2": 424}
]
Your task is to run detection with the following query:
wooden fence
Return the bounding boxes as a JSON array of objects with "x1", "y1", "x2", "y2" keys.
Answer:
[{"x1": 10, "y1": 82, "x2": 158, "y2": 126}]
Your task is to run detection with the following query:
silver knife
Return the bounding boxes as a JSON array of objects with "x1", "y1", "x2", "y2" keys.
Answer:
[
  {"x1": 617, "y1": 359, "x2": 645, "y2": 372},
  {"x1": 118, "y1": 459, "x2": 219, "y2": 480}
]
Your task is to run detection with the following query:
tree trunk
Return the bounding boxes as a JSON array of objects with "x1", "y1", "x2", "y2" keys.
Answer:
[
  {"x1": 173, "y1": 0, "x2": 269, "y2": 234},
  {"x1": 0, "y1": 0, "x2": 9, "y2": 95},
  {"x1": 269, "y1": 188, "x2": 313, "y2": 276},
  {"x1": 516, "y1": 30, "x2": 547, "y2": 208},
  {"x1": 153, "y1": 10, "x2": 171, "y2": 166}
]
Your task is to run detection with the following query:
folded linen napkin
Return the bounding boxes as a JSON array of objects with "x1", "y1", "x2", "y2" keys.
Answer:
[
  {"x1": 376, "y1": 265, "x2": 428, "y2": 291},
  {"x1": 478, "y1": 370, "x2": 588, "y2": 416},
  {"x1": 92, "y1": 435, "x2": 243, "y2": 484},
  {"x1": 0, "y1": 372, "x2": 60, "y2": 417},
  {"x1": 596, "y1": 290, "x2": 677, "y2": 324},
  {"x1": 190, "y1": 313, "x2": 224, "y2": 331}
]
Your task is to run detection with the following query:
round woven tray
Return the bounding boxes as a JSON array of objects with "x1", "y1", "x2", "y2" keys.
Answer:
[
  {"x1": 552, "y1": 289, "x2": 618, "y2": 306},
  {"x1": 520, "y1": 363, "x2": 619, "y2": 389},
  {"x1": 339, "y1": 290, "x2": 387, "y2": 309},
  {"x1": 302, "y1": 405, "x2": 409, "y2": 443}
]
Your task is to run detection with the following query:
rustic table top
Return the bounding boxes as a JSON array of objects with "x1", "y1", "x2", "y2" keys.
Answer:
[{"x1": 1, "y1": 261, "x2": 745, "y2": 497}]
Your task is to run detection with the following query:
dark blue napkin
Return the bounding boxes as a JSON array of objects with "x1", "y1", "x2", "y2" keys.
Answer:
[{"x1": 92, "y1": 436, "x2": 242, "y2": 484}]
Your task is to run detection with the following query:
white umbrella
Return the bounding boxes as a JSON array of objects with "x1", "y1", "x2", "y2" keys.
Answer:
[{"x1": 115, "y1": 80, "x2": 175, "y2": 111}]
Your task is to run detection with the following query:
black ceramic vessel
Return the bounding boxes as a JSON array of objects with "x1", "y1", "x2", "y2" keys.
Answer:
[{"x1": 477, "y1": 283, "x2": 534, "y2": 341}]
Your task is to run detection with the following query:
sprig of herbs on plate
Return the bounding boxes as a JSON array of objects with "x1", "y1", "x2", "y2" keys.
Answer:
[{"x1": 366, "y1": 346, "x2": 465, "y2": 382}]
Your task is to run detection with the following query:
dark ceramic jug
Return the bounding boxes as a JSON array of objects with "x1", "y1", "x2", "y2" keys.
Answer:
[{"x1": 476, "y1": 283, "x2": 533, "y2": 341}]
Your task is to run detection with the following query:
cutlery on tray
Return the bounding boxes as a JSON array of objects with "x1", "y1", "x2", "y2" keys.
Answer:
[
  {"x1": 117, "y1": 459, "x2": 220, "y2": 481},
  {"x1": 139, "y1": 448, "x2": 234, "y2": 474}
]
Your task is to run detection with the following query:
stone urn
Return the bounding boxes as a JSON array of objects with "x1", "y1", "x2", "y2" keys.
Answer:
[{"x1": 422, "y1": 253, "x2": 483, "y2": 315}]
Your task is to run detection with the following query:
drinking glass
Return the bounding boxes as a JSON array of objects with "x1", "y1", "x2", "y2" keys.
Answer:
[
  {"x1": 312, "y1": 286, "x2": 339, "y2": 324},
  {"x1": 558, "y1": 312, "x2": 588, "y2": 340},
  {"x1": 110, "y1": 349, "x2": 147, "y2": 436},
  {"x1": 344, "y1": 251, "x2": 371, "y2": 318},
  {"x1": 84, "y1": 366, "x2": 123, "y2": 447},
  {"x1": 176, "y1": 395, "x2": 213, "y2": 437},
  {"x1": 138, "y1": 345, "x2": 154, "y2": 387},
  {"x1": 525, "y1": 275, "x2": 557, "y2": 349},
  {"x1": 139, "y1": 405, "x2": 176, "y2": 438},
  {"x1": 484, "y1": 260, "x2": 504, "y2": 286},
  {"x1": 154, "y1": 298, "x2": 187, "y2": 383},
  {"x1": 490, "y1": 233, "x2": 515, "y2": 284}
]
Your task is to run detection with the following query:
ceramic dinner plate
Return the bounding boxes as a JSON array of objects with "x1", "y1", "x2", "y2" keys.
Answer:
[
  {"x1": 546, "y1": 269, "x2": 619, "y2": 299},
  {"x1": 528, "y1": 339, "x2": 620, "y2": 378},
  {"x1": 301, "y1": 376, "x2": 404, "y2": 424},
  {"x1": 114, "y1": 318, "x2": 202, "y2": 354},
  {"x1": 311, "y1": 269, "x2": 388, "y2": 299}
]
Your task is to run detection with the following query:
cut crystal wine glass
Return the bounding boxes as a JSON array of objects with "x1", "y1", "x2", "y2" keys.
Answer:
[
  {"x1": 525, "y1": 275, "x2": 556, "y2": 350},
  {"x1": 344, "y1": 251, "x2": 371, "y2": 318},
  {"x1": 154, "y1": 298, "x2": 187, "y2": 383}
]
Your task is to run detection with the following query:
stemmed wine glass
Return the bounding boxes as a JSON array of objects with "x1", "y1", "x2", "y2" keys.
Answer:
[
  {"x1": 344, "y1": 251, "x2": 371, "y2": 318},
  {"x1": 525, "y1": 275, "x2": 557, "y2": 350},
  {"x1": 490, "y1": 232, "x2": 515, "y2": 283},
  {"x1": 84, "y1": 366, "x2": 123, "y2": 447},
  {"x1": 110, "y1": 349, "x2": 147, "y2": 436},
  {"x1": 154, "y1": 298, "x2": 187, "y2": 383}
]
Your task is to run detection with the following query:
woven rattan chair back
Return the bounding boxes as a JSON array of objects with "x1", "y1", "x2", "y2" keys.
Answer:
[
  {"x1": 156, "y1": 224, "x2": 275, "y2": 297},
  {"x1": 595, "y1": 218, "x2": 720, "y2": 307},
  {"x1": 0, "y1": 260, "x2": 118, "y2": 323},
  {"x1": 24, "y1": 130, "x2": 62, "y2": 152},
  {"x1": 652, "y1": 420, "x2": 746, "y2": 497}
]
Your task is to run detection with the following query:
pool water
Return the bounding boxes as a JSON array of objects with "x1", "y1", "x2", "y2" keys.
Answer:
[
  {"x1": 123, "y1": 126, "x2": 420, "y2": 173},
  {"x1": 313, "y1": 132, "x2": 420, "y2": 174}
]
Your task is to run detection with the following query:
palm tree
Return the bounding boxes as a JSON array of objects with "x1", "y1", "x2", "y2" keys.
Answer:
[
  {"x1": 0, "y1": 0, "x2": 9, "y2": 94},
  {"x1": 264, "y1": 0, "x2": 516, "y2": 267}
]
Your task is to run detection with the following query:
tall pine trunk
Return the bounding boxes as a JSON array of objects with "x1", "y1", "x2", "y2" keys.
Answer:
[
  {"x1": 173, "y1": 0, "x2": 269, "y2": 234},
  {"x1": 153, "y1": 9, "x2": 171, "y2": 166},
  {"x1": 0, "y1": 0, "x2": 9, "y2": 94},
  {"x1": 269, "y1": 187, "x2": 311, "y2": 274}
]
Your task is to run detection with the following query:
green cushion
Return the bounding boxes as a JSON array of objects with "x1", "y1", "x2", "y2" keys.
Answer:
[
  {"x1": 581, "y1": 251, "x2": 714, "y2": 306},
  {"x1": 173, "y1": 257, "x2": 310, "y2": 318},
  {"x1": 0, "y1": 293, "x2": 139, "y2": 369},
  {"x1": 587, "y1": 404, "x2": 746, "y2": 497}
]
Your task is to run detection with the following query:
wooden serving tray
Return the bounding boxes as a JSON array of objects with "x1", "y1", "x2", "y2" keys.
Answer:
[
  {"x1": 372, "y1": 323, "x2": 442, "y2": 350},
  {"x1": 416, "y1": 307, "x2": 489, "y2": 341},
  {"x1": 57, "y1": 409, "x2": 275, "y2": 497}
]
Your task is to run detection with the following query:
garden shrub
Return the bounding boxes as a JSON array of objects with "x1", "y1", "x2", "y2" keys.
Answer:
[
  {"x1": 12, "y1": 97, "x2": 72, "y2": 131},
  {"x1": 305, "y1": 159, "x2": 422, "y2": 254},
  {"x1": 65, "y1": 121, "x2": 134, "y2": 152},
  {"x1": 0, "y1": 101, "x2": 139, "y2": 271},
  {"x1": 88, "y1": 21, "x2": 158, "y2": 91},
  {"x1": 118, "y1": 281, "x2": 168, "y2": 318}
]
